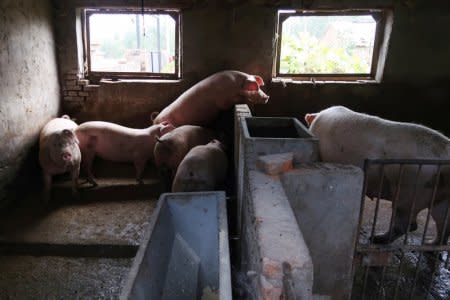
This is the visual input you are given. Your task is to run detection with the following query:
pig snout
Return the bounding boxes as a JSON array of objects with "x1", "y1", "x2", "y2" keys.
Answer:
[
  {"x1": 245, "y1": 89, "x2": 269, "y2": 104},
  {"x1": 61, "y1": 152, "x2": 72, "y2": 161},
  {"x1": 241, "y1": 77, "x2": 270, "y2": 104}
]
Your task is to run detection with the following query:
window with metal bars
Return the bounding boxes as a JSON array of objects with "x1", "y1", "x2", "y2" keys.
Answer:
[{"x1": 82, "y1": 8, "x2": 181, "y2": 82}]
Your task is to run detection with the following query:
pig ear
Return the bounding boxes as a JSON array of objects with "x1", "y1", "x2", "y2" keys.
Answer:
[
  {"x1": 243, "y1": 79, "x2": 259, "y2": 92},
  {"x1": 160, "y1": 122, "x2": 175, "y2": 136},
  {"x1": 151, "y1": 111, "x2": 159, "y2": 122},
  {"x1": 254, "y1": 75, "x2": 264, "y2": 87},
  {"x1": 215, "y1": 140, "x2": 227, "y2": 151},
  {"x1": 305, "y1": 113, "x2": 317, "y2": 126},
  {"x1": 62, "y1": 129, "x2": 75, "y2": 137}
]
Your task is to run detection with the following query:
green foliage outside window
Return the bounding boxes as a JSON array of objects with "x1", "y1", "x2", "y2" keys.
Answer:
[{"x1": 280, "y1": 32, "x2": 370, "y2": 74}]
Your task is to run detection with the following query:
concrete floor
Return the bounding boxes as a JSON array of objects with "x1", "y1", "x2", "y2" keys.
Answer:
[
  {"x1": 0, "y1": 256, "x2": 132, "y2": 299},
  {"x1": 0, "y1": 161, "x2": 162, "y2": 299}
]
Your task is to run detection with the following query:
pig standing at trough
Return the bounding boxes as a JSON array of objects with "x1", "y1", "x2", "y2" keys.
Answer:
[
  {"x1": 172, "y1": 139, "x2": 228, "y2": 192},
  {"x1": 151, "y1": 70, "x2": 269, "y2": 127},
  {"x1": 39, "y1": 115, "x2": 81, "y2": 202},
  {"x1": 305, "y1": 106, "x2": 450, "y2": 244},
  {"x1": 153, "y1": 125, "x2": 216, "y2": 178},
  {"x1": 75, "y1": 121, "x2": 175, "y2": 186}
]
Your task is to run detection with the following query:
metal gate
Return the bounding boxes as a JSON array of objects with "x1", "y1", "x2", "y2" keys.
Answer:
[{"x1": 352, "y1": 159, "x2": 450, "y2": 300}]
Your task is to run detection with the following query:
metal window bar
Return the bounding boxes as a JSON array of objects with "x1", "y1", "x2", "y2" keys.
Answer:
[
  {"x1": 83, "y1": 8, "x2": 181, "y2": 82},
  {"x1": 352, "y1": 159, "x2": 450, "y2": 300}
]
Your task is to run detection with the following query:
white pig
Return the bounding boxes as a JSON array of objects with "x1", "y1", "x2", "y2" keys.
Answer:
[
  {"x1": 306, "y1": 106, "x2": 450, "y2": 244},
  {"x1": 39, "y1": 115, "x2": 81, "y2": 202},
  {"x1": 172, "y1": 139, "x2": 228, "y2": 192},
  {"x1": 75, "y1": 121, "x2": 175, "y2": 186}
]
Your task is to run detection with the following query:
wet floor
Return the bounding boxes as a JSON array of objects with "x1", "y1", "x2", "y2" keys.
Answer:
[{"x1": 352, "y1": 198, "x2": 450, "y2": 300}]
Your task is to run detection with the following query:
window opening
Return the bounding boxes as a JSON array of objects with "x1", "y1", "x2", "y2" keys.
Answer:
[
  {"x1": 274, "y1": 10, "x2": 389, "y2": 81},
  {"x1": 83, "y1": 8, "x2": 180, "y2": 82}
]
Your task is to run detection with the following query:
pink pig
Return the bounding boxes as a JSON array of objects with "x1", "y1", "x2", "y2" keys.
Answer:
[
  {"x1": 75, "y1": 121, "x2": 175, "y2": 186},
  {"x1": 172, "y1": 139, "x2": 228, "y2": 192},
  {"x1": 153, "y1": 125, "x2": 216, "y2": 175},
  {"x1": 151, "y1": 70, "x2": 269, "y2": 127}
]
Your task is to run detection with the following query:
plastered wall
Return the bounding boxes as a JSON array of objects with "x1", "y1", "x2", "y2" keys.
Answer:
[
  {"x1": 54, "y1": 0, "x2": 450, "y2": 132},
  {"x1": 0, "y1": 0, "x2": 60, "y2": 208}
]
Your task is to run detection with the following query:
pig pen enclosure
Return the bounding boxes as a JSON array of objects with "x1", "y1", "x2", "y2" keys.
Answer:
[
  {"x1": 1, "y1": 110, "x2": 450, "y2": 299},
  {"x1": 2, "y1": 0, "x2": 450, "y2": 297},
  {"x1": 352, "y1": 159, "x2": 450, "y2": 300}
]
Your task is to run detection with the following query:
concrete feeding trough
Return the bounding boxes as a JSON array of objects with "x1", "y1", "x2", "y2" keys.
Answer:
[
  {"x1": 241, "y1": 117, "x2": 319, "y2": 167},
  {"x1": 236, "y1": 116, "x2": 319, "y2": 236},
  {"x1": 120, "y1": 191, "x2": 231, "y2": 300},
  {"x1": 245, "y1": 117, "x2": 309, "y2": 139}
]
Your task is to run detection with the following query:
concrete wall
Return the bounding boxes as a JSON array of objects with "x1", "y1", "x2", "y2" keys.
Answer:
[
  {"x1": 282, "y1": 164, "x2": 363, "y2": 299},
  {"x1": 54, "y1": 0, "x2": 450, "y2": 134},
  {"x1": 0, "y1": 0, "x2": 60, "y2": 208}
]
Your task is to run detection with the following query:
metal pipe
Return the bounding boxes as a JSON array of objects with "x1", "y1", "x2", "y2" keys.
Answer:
[
  {"x1": 370, "y1": 164, "x2": 385, "y2": 244},
  {"x1": 421, "y1": 165, "x2": 442, "y2": 245},
  {"x1": 387, "y1": 164, "x2": 405, "y2": 242},
  {"x1": 404, "y1": 165, "x2": 422, "y2": 244}
]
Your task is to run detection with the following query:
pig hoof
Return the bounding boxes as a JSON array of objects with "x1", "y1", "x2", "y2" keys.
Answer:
[
  {"x1": 88, "y1": 180, "x2": 98, "y2": 187},
  {"x1": 137, "y1": 179, "x2": 144, "y2": 185}
]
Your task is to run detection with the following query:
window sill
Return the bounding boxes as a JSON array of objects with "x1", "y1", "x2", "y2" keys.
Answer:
[
  {"x1": 271, "y1": 77, "x2": 380, "y2": 86},
  {"x1": 99, "y1": 78, "x2": 183, "y2": 84}
]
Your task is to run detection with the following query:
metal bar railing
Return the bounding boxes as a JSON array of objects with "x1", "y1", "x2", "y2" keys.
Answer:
[{"x1": 353, "y1": 158, "x2": 450, "y2": 300}]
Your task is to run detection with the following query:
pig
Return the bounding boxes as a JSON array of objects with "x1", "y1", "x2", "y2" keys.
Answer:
[
  {"x1": 153, "y1": 125, "x2": 216, "y2": 177},
  {"x1": 39, "y1": 115, "x2": 81, "y2": 202},
  {"x1": 305, "y1": 106, "x2": 450, "y2": 244},
  {"x1": 172, "y1": 139, "x2": 228, "y2": 192},
  {"x1": 75, "y1": 121, "x2": 175, "y2": 186},
  {"x1": 151, "y1": 70, "x2": 269, "y2": 127}
]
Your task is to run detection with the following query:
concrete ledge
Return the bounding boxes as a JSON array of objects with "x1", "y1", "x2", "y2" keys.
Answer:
[
  {"x1": 242, "y1": 170, "x2": 313, "y2": 300},
  {"x1": 235, "y1": 104, "x2": 253, "y2": 234}
]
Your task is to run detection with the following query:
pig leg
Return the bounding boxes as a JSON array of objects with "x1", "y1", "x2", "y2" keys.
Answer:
[
  {"x1": 431, "y1": 200, "x2": 450, "y2": 245},
  {"x1": 42, "y1": 172, "x2": 52, "y2": 204},
  {"x1": 81, "y1": 137, "x2": 98, "y2": 186},
  {"x1": 159, "y1": 167, "x2": 173, "y2": 192},
  {"x1": 70, "y1": 164, "x2": 80, "y2": 200},
  {"x1": 372, "y1": 207, "x2": 418, "y2": 244},
  {"x1": 134, "y1": 158, "x2": 147, "y2": 184},
  {"x1": 82, "y1": 151, "x2": 97, "y2": 186}
]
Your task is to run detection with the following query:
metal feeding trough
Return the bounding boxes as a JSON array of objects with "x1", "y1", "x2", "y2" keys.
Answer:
[{"x1": 120, "y1": 191, "x2": 231, "y2": 300}]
